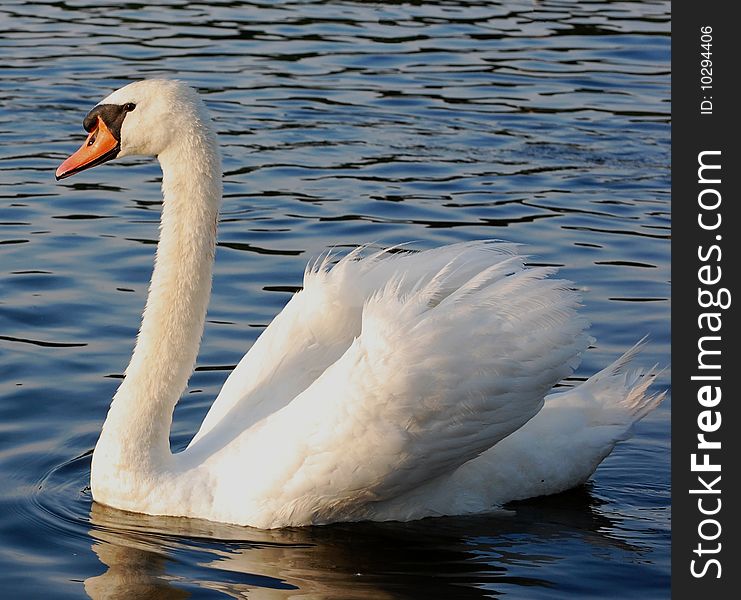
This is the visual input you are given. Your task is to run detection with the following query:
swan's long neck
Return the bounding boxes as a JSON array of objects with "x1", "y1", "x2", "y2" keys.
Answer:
[{"x1": 92, "y1": 126, "x2": 221, "y2": 489}]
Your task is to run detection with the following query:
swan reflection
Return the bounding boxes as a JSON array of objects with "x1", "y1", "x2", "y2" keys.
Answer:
[{"x1": 85, "y1": 487, "x2": 644, "y2": 599}]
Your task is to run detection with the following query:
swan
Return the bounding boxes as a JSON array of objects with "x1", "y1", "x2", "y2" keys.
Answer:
[{"x1": 55, "y1": 80, "x2": 664, "y2": 529}]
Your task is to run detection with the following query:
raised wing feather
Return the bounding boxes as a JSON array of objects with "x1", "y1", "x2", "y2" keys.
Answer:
[
  {"x1": 189, "y1": 241, "x2": 526, "y2": 447},
  {"x1": 195, "y1": 246, "x2": 590, "y2": 527}
]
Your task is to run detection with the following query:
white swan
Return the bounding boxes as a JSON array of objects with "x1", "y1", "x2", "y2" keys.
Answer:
[{"x1": 56, "y1": 80, "x2": 664, "y2": 529}]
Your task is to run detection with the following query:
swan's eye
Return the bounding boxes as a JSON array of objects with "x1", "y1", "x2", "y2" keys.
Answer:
[{"x1": 124, "y1": 103, "x2": 136, "y2": 112}]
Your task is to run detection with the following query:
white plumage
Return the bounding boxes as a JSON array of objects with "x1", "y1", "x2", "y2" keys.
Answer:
[{"x1": 57, "y1": 80, "x2": 664, "y2": 529}]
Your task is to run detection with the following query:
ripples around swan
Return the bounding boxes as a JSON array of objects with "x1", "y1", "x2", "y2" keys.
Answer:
[{"x1": 1, "y1": 1, "x2": 669, "y2": 598}]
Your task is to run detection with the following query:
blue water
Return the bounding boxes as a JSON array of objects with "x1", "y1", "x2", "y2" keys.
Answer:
[{"x1": 0, "y1": 1, "x2": 670, "y2": 598}]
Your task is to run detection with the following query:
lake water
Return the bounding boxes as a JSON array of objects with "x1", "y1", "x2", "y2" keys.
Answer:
[{"x1": 0, "y1": 1, "x2": 670, "y2": 598}]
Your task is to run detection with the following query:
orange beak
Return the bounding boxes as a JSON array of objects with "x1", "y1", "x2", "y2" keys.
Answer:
[{"x1": 55, "y1": 117, "x2": 120, "y2": 180}]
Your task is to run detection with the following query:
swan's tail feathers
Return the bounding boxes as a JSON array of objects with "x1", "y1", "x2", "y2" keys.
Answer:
[
  {"x1": 556, "y1": 339, "x2": 667, "y2": 429},
  {"x1": 617, "y1": 363, "x2": 667, "y2": 423}
]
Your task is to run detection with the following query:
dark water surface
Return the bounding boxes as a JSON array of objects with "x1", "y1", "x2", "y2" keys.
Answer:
[{"x1": 0, "y1": 1, "x2": 670, "y2": 598}]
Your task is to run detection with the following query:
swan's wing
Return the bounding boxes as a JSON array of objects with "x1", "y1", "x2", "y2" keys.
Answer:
[
  {"x1": 189, "y1": 267, "x2": 359, "y2": 448},
  {"x1": 207, "y1": 256, "x2": 590, "y2": 527},
  {"x1": 189, "y1": 241, "x2": 526, "y2": 447}
]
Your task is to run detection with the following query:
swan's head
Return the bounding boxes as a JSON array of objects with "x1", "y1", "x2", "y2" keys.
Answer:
[{"x1": 56, "y1": 80, "x2": 212, "y2": 180}]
